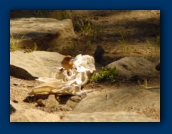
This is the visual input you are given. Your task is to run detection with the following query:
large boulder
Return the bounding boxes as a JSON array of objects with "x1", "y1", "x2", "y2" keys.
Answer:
[
  {"x1": 10, "y1": 18, "x2": 77, "y2": 53},
  {"x1": 106, "y1": 57, "x2": 159, "y2": 79},
  {"x1": 10, "y1": 51, "x2": 64, "y2": 79},
  {"x1": 62, "y1": 112, "x2": 159, "y2": 122},
  {"x1": 71, "y1": 88, "x2": 160, "y2": 113},
  {"x1": 62, "y1": 87, "x2": 160, "y2": 122}
]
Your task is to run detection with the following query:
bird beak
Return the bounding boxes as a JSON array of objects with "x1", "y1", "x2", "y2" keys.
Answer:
[{"x1": 69, "y1": 57, "x2": 74, "y2": 60}]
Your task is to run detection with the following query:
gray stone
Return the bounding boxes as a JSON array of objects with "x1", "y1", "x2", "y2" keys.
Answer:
[
  {"x1": 61, "y1": 87, "x2": 160, "y2": 122},
  {"x1": 10, "y1": 18, "x2": 77, "y2": 51},
  {"x1": 10, "y1": 51, "x2": 64, "y2": 79},
  {"x1": 72, "y1": 88, "x2": 160, "y2": 113},
  {"x1": 106, "y1": 57, "x2": 159, "y2": 79},
  {"x1": 69, "y1": 96, "x2": 82, "y2": 103},
  {"x1": 62, "y1": 112, "x2": 159, "y2": 122}
]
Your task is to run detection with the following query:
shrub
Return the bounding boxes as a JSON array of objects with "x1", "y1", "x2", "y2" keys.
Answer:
[
  {"x1": 90, "y1": 67, "x2": 121, "y2": 83},
  {"x1": 10, "y1": 34, "x2": 24, "y2": 52}
]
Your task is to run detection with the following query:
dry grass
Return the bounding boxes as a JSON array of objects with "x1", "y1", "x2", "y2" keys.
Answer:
[
  {"x1": 10, "y1": 10, "x2": 160, "y2": 62},
  {"x1": 10, "y1": 34, "x2": 24, "y2": 52}
]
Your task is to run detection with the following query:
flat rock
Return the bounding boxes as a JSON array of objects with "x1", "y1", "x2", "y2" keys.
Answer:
[
  {"x1": 73, "y1": 88, "x2": 160, "y2": 113},
  {"x1": 10, "y1": 18, "x2": 77, "y2": 51},
  {"x1": 66, "y1": 87, "x2": 160, "y2": 121},
  {"x1": 10, "y1": 100, "x2": 60, "y2": 122},
  {"x1": 10, "y1": 51, "x2": 64, "y2": 79},
  {"x1": 10, "y1": 108, "x2": 60, "y2": 122},
  {"x1": 62, "y1": 112, "x2": 159, "y2": 122},
  {"x1": 106, "y1": 57, "x2": 159, "y2": 79}
]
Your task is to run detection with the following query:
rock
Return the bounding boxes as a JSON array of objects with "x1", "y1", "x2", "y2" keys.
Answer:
[
  {"x1": 69, "y1": 96, "x2": 82, "y2": 103},
  {"x1": 106, "y1": 57, "x2": 159, "y2": 79},
  {"x1": 73, "y1": 88, "x2": 160, "y2": 113},
  {"x1": 10, "y1": 18, "x2": 77, "y2": 52},
  {"x1": 58, "y1": 105, "x2": 73, "y2": 111},
  {"x1": 64, "y1": 96, "x2": 83, "y2": 110},
  {"x1": 10, "y1": 51, "x2": 64, "y2": 79},
  {"x1": 62, "y1": 88, "x2": 160, "y2": 122},
  {"x1": 10, "y1": 108, "x2": 60, "y2": 122},
  {"x1": 44, "y1": 95, "x2": 59, "y2": 108},
  {"x1": 62, "y1": 112, "x2": 159, "y2": 122},
  {"x1": 66, "y1": 100, "x2": 79, "y2": 110}
]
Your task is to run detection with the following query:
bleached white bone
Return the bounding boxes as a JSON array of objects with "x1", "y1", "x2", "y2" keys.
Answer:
[{"x1": 31, "y1": 54, "x2": 96, "y2": 96}]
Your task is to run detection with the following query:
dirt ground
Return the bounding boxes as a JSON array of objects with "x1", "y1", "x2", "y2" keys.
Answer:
[
  {"x1": 10, "y1": 10, "x2": 160, "y2": 122},
  {"x1": 10, "y1": 10, "x2": 160, "y2": 63},
  {"x1": 10, "y1": 75, "x2": 160, "y2": 121}
]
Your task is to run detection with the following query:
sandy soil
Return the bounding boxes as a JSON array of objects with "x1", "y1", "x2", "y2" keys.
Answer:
[{"x1": 10, "y1": 75, "x2": 160, "y2": 121}]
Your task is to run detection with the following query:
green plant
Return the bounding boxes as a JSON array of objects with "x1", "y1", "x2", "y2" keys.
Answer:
[
  {"x1": 90, "y1": 67, "x2": 120, "y2": 83},
  {"x1": 137, "y1": 78, "x2": 149, "y2": 89},
  {"x1": 77, "y1": 19, "x2": 103, "y2": 41},
  {"x1": 33, "y1": 43, "x2": 38, "y2": 51},
  {"x1": 144, "y1": 78, "x2": 148, "y2": 88},
  {"x1": 78, "y1": 19, "x2": 92, "y2": 35},
  {"x1": 146, "y1": 39, "x2": 152, "y2": 47},
  {"x1": 86, "y1": 40, "x2": 91, "y2": 47},
  {"x1": 146, "y1": 38, "x2": 159, "y2": 54},
  {"x1": 10, "y1": 34, "x2": 24, "y2": 52}
]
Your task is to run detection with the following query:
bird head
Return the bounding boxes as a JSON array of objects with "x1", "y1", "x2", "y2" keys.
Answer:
[
  {"x1": 63, "y1": 55, "x2": 73, "y2": 62},
  {"x1": 61, "y1": 55, "x2": 74, "y2": 70}
]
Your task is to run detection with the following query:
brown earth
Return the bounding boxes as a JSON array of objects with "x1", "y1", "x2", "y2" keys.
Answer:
[
  {"x1": 10, "y1": 10, "x2": 160, "y2": 63},
  {"x1": 10, "y1": 76, "x2": 160, "y2": 122},
  {"x1": 10, "y1": 10, "x2": 160, "y2": 122}
]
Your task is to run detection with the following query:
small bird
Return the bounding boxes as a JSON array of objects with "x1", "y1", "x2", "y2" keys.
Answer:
[
  {"x1": 94, "y1": 45, "x2": 105, "y2": 63},
  {"x1": 61, "y1": 55, "x2": 74, "y2": 71}
]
